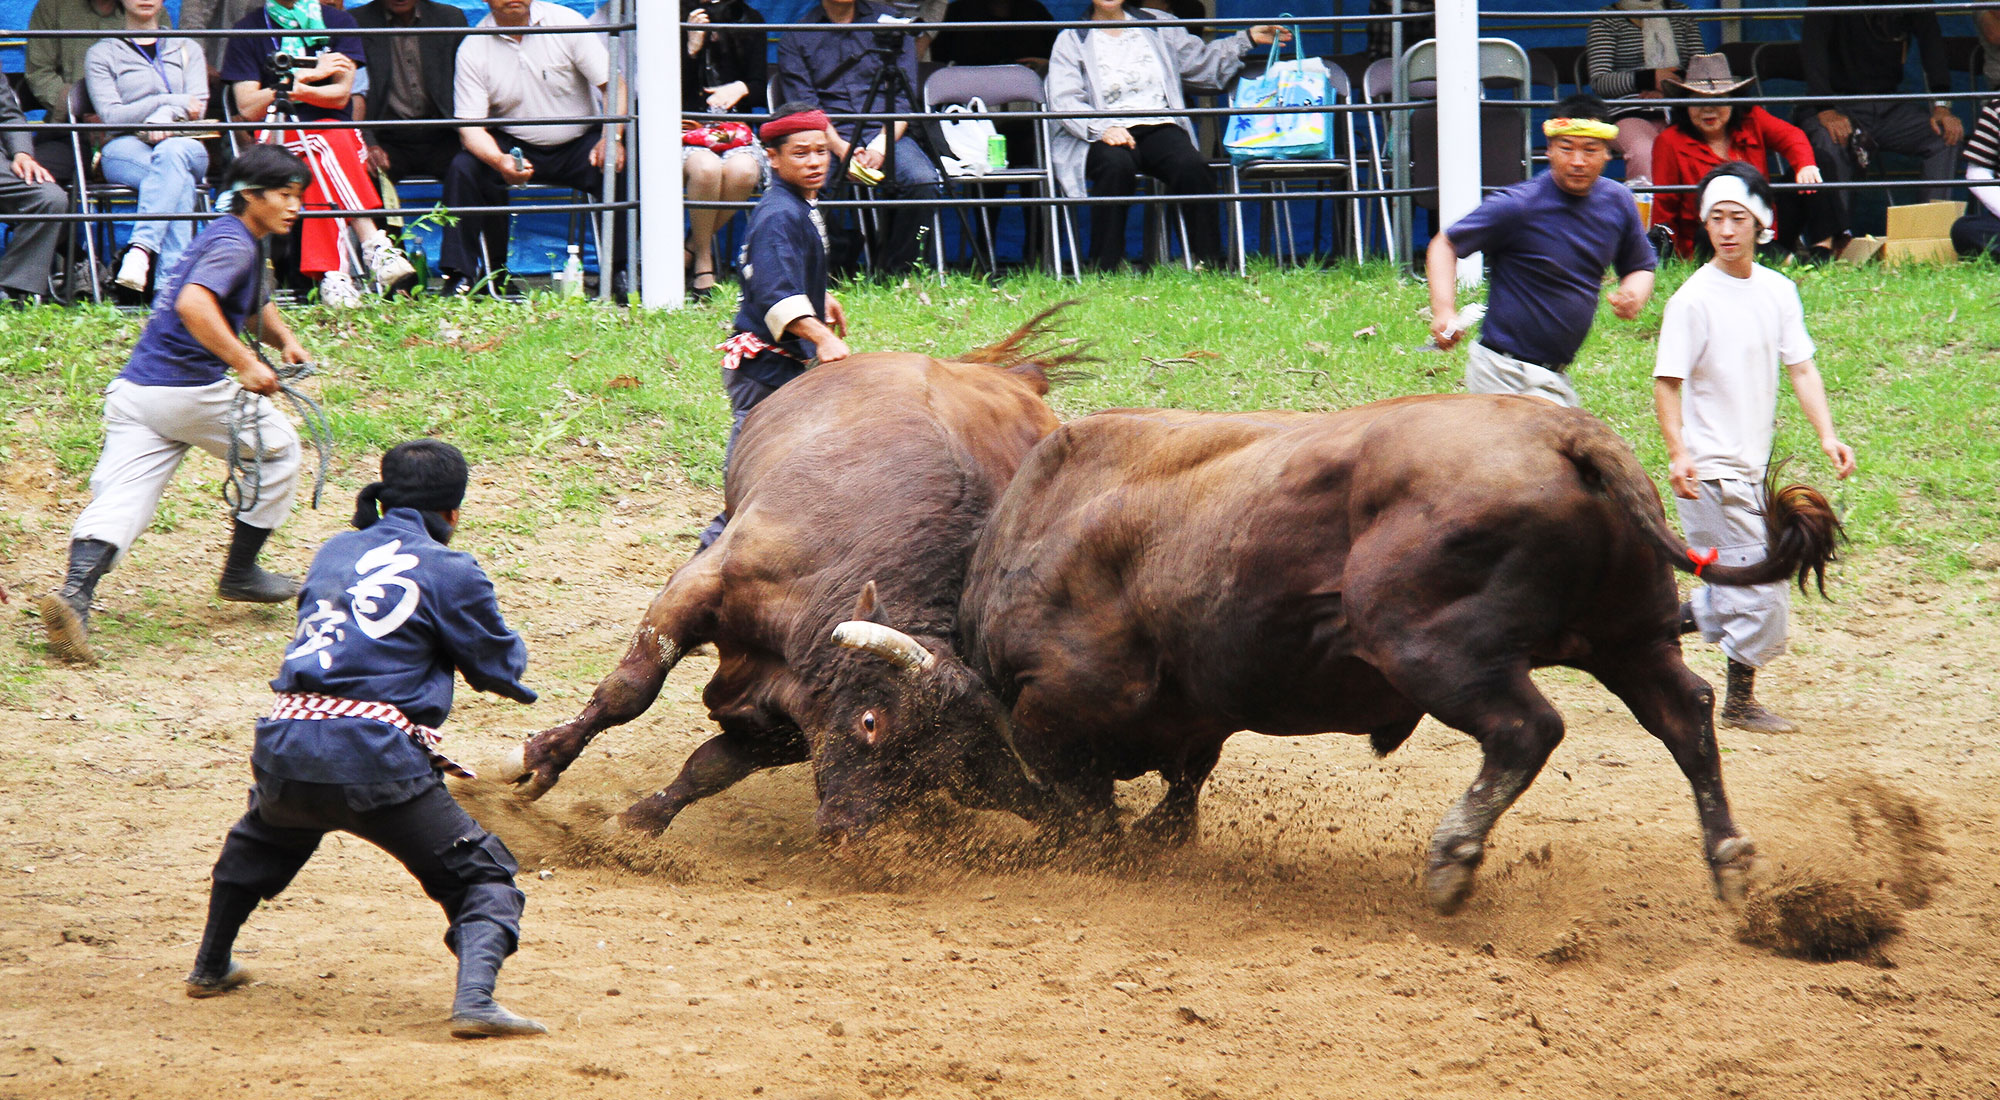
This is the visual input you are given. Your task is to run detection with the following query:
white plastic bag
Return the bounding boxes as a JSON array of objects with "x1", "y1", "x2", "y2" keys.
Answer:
[{"x1": 937, "y1": 97, "x2": 998, "y2": 177}]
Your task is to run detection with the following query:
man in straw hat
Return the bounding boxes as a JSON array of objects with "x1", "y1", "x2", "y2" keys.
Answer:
[
  {"x1": 1649, "y1": 52, "x2": 1844, "y2": 258},
  {"x1": 1654, "y1": 162, "x2": 1856, "y2": 733},
  {"x1": 184, "y1": 439, "x2": 549, "y2": 1038},
  {"x1": 1427, "y1": 93, "x2": 1657, "y2": 408},
  {"x1": 701, "y1": 103, "x2": 851, "y2": 548}
]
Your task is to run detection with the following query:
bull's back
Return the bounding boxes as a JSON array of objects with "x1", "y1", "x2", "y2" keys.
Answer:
[{"x1": 964, "y1": 397, "x2": 1669, "y2": 724}]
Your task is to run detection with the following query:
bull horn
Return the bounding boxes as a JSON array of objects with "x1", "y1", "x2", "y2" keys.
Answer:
[{"x1": 832, "y1": 620, "x2": 937, "y2": 672}]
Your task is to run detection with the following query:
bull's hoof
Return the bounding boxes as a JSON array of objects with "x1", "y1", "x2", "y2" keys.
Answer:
[
  {"x1": 1129, "y1": 808, "x2": 1198, "y2": 849},
  {"x1": 502, "y1": 744, "x2": 557, "y2": 801},
  {"x1": 185, "y1": 960, "x2": 251, "y2": 998},
  {"x1": 616, "y1": 799, "x2": 677, "y2": 836},
  {"x1": 1425, "y1": 841, "x2": 1485, "y2": 915},
  {"x1": 1708, "y1": 834, "x2": 1758, "y2": 906}
]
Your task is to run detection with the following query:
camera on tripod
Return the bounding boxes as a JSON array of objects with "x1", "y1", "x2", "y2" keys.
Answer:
[{"x1": 264, "y1": 50, "x2": 299, "y2": 92}]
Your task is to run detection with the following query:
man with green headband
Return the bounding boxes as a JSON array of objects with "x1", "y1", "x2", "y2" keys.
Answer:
[{"x1": 1427, "y1": 93, "x2": 1657, "y2": 408}]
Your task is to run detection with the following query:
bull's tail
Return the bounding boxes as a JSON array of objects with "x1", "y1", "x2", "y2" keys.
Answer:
[
  {"x1": 1563, "y1": 422, "x2": 1845, "y2": 596},
  {"x1": 953, "y1": 300, "x2": 1099, "y2": 392}
]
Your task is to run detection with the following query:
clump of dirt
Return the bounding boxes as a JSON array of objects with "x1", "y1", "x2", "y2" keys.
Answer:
[
  {"x1": 1538, "y1": 918, "x2": 1598, "y2": 964},
  {"x1": 1825, "y1": 773, "x2": 1948, "y2": 908},
  {"x1": 1738, "y1": 865, "x2": 1905, "y2": 961},
  {"x1": 448, "y1": 778, "x2": 694, "y2": 882}
]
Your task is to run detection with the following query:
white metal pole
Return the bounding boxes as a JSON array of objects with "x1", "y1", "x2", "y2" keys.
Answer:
[
  {"x1": 1434, "y1": 0, "x2": 1483, "y2": 286},
  {"x1": 639, "y1": 0, "x2": 683, "y2": 309}
]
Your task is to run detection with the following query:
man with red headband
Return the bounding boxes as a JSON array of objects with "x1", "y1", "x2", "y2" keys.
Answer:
[
  {"x1": 1427, "y1": 94, "x2": 1657, "y2": 408},
  {"x1": 699, "y1": 104, "x2": 851, "y2": 548},
  {"x1": 1655, "y1": 162, "x2": 1854, "y2": 734}
]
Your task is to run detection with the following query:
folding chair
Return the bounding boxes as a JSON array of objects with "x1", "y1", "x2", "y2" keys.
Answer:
[
  {"x1": 1226, "y1": 61, "x2": 1363, "y2": 272},
  {"x1": 922, "y1": 64, "x2": 1067, "y2": 277},
  {"x1": 65, "y1": 83, "x2": 138, "y2": 303},
  {"x1": 1397, "y1": 38, "x2": 1534, "y2": 259}
]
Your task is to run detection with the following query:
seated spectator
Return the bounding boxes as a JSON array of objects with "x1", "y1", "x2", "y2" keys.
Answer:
[
  {"x1": 1650, "y1": 53, "x2": 1842, "y2": 259},
  {"x1": 679, "y1": 0, "x2": 766, "y2": 301},
  {"x1": 1952, "y1": 96, "x2": 1999, "y2": 259},
  {"x1": 348, "y1": 0, "x2": 469, "y2": 186},
  {"x1": 26, "y1": 0, "x2": 128, "y2": 186},
  {"x1": 445, "y1": 0, "x2": 626, "y2": 296},
  {"x1": 224, "y1": 0, "x2": 419, "y2": 305},
  {"x1": 930, "y1": 0, "x2": 1057, "y2": 72},
  {"x1": 1584, "y1": 0, "x2": 1704, "y2": 182},
  {"x1": 86, "y1": 0, "x2": 210, "y2": 296},
  {"x1": 775, "y1": 0, "x2": 941, "y2": 276},
  {"x1": 1797, "y1": 0, "x2": 1962, "y2": 228},
  {"x1": 1046, "y1": 0, "x2": 1285, "y2": 271},
  {"x1": 0, "y1": 79, "x2": 68, "y2": 304}
]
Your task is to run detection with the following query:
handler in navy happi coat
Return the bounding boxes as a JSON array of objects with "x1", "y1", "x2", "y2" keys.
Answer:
[
  {"x1": 702, "y1": 103, "x2": 852, "y2": 548},
  {"x1": 184, "y1": 439, "x2": 547, "y2": 1039}
]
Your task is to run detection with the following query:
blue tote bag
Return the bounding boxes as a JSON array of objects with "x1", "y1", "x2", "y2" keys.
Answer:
[{"x1": 1223, "y1": 25, "x2": 1335, "y2": 163}]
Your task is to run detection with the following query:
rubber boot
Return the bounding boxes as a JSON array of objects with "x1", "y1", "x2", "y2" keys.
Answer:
[
  {"x1": 40, "y1": 538, "x2": 116, "y2": 664},
  {"x1": 1720, "y1": 659, "x2": 1798, "y2": 733},
  {"x1": 216, "y1": 520, "x2": 299, "y2": 603},
  {"x1": 448, "y1": 922, "x2": 547, "y2": 1038},
  {"x1": 185, "y1": 882, "x2": 260, "y2": 997},
  {"x1": 1677, "y1": 599, "x2": 1698, "y2": 635}
]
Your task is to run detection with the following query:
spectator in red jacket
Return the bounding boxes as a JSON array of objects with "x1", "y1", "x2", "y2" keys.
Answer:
[{"x1": 1649, "y1": 53, "x2": 1844, "y2": 259}]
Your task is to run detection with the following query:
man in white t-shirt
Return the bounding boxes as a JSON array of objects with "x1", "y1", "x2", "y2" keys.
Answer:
[{"x1": 1653, "y1": 162, "x2": 1856, "y2": 734}]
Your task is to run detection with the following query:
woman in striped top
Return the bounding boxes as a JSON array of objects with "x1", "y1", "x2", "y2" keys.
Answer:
[
  {"x1": 1951, "y1": 97, "x2": 2000, "y2": 259},
  {"x1": 1585, "y1": 0, "x2": 1706, "y2": 181}
]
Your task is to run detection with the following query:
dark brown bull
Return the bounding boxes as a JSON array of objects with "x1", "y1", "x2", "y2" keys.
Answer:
[
  {"x1": 502, "y1": 309, "x2": 1079, "y2": 834},
  {"x1": 825, "y1": 395, "x2": 1840, "y2": 913}
]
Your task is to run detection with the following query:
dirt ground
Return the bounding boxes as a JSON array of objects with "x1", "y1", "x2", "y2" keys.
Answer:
[{"x1": 3, "y1": 454, "x2": 1998, "y2": 1100}]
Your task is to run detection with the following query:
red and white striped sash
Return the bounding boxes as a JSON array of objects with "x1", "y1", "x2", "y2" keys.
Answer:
[
  {"x1": 268, "y1": 692, "x2": 475, "y2": 779},
  {"x1": 717, "y1": 330, "x2": 809, "y2": 372}
]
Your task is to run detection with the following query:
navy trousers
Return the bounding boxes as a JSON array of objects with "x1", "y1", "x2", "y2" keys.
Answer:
[{"x1": 209, "y1": 772, "x2": 525, "y2": 956}]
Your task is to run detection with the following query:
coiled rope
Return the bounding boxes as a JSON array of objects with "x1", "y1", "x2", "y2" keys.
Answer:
[
  {"x1": 220, "y1": 228, "x2": 333, "y2": 514},
  {"x1": 223, "y1": 359, "x2": 332, "y2": 514}
]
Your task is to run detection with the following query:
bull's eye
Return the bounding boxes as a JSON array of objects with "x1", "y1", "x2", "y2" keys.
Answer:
[{"x1": 860, "y1": 710, "x2": 879, "y2": 745}]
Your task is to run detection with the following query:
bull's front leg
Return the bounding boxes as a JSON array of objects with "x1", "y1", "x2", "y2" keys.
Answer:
[
  {"x1": 1130, "y1": 739, "x2": 1226, "y2": 848},
  {"x1": 620, "y1": 725, "x2": 809, "y2": 834},
  {"x1": 507, "y1": 562, "x2": 722, "y2": 799}
]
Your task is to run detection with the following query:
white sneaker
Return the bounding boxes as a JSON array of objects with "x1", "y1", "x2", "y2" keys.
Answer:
[
  {"x1": 114, "y1": 247, "x2": 151, "y2": 293},
  {"x1": 318, "y1": 270, "x2": 364, "y2": 308},
  {"x1": 362, "y1": 236, "x2": 419, "y2": 296}
]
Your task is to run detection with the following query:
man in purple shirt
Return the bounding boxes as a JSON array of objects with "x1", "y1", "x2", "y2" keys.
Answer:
[{"x1": 1426, "y1": 94, "x2": 1657, "y2": 408}]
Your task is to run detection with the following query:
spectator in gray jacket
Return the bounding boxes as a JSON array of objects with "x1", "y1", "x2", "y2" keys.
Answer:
[
  {"x1": 0, "y1": 79, "x2": 68, "y2": 304},
  {"x1": 85, "y1": 0, "x2": 210, "y2": 295},
  {"x1": 1046, "y1": 0, "x2": 1285, "y2": 270}
]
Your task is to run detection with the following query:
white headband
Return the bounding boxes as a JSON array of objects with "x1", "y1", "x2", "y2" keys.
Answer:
[{"x1": 1698, "y1": 173, "x2": 1776, "y2": 244}]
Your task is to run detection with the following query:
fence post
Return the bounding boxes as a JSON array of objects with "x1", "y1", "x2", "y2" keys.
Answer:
[
  {"x1": 639, "y1": 0, "x2": 683, "y2": 309},
  {"x1": 1435, "y1": 0, "x2": 1482, "y2": 286}
]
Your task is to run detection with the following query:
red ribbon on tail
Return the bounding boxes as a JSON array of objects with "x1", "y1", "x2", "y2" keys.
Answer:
[{"x1": 1688, "y1": 547, "x2": 1720, "y2": 577}]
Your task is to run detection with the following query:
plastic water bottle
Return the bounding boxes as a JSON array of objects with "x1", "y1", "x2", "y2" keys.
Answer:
[{"x1": 561, "y1": 245, "x2": 584, "y2": 299}]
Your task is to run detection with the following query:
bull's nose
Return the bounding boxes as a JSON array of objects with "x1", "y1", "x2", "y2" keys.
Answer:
[{"x1": 815, "y1": 807, "x2": 873, "y2": 852}]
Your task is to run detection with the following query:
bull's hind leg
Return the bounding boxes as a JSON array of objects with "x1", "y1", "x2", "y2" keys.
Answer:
[
  {"x1": 509, "y1": 559, "x2": 724, "y2": 799},
  {"x1": 1403, "y1": 666, "x2": 1567, "y2": 915},
  {"x1": 620, "y1": 724, "x2": 809, "y2": 834},
  {"x1": 1586, "y1": 646, "x2": 1756, "y2": 904}
]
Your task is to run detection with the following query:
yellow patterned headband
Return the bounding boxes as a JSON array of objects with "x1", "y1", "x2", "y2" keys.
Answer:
[{"x1": 1543, "y1": 117, "x2": 1619, "y2": 141}]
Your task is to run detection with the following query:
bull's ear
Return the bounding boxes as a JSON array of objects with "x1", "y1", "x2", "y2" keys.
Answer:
[{"x1": 850, "y1": 580, "x2": 884, "y2": 624}]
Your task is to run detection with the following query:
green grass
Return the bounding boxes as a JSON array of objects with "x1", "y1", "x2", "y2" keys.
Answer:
[{"x1": 1, "y1": 260, "x2": 1994, "y2": 574}]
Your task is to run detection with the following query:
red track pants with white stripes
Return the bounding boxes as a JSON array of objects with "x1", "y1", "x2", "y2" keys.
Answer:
[{"x1": 270, "y1": 127, "x2": 382, "y2": 278}]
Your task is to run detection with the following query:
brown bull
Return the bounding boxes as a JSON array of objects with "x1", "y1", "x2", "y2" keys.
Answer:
[
  {"x1": 503, "y1": 309, "x2": 1078, "y2": 833},
  {"x1": 824, "y1": 395, "x2": 1840, "y2": 913}
]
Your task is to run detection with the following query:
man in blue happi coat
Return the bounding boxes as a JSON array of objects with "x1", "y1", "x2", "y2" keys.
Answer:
[
  {"x1": 185, "y1": 439, "x2": 548, "y2": 1039},
  {"x1": 701, "y1": 104, "x2": 851, "y2": 548}
]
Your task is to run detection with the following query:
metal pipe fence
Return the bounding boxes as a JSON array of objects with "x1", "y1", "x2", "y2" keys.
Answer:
[{"x1": 1, "y1": 1, "x2": 1991, "y2": 292}]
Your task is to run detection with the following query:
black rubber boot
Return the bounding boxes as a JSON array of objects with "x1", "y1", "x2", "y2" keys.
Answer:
[
  {"x1": 449, "y1": 922, "x2": 547, "y2": 1039},
  {"x1": 1677, "y1": 599, "x2": 1698, "y2": 635},
  {"x1": 1720, "y1": 659, "x2": 1798, "y2": 733},
  {"x1": 185, "y1": 882, "x2": 260, "y2": 997},
  {"x1": 40, "y1": 538, "x2": 116, "y2": 664},
  {"x1": 216, "y1": 520, "x2": 299, "y2": 603}
]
